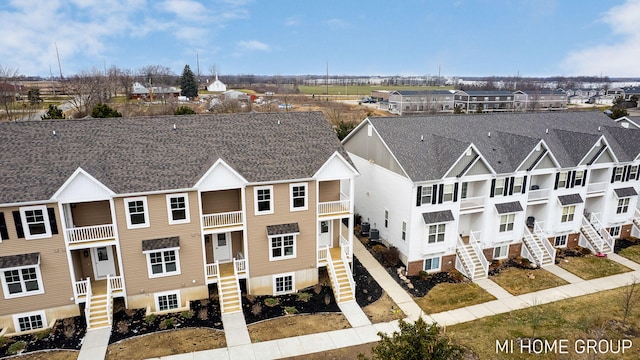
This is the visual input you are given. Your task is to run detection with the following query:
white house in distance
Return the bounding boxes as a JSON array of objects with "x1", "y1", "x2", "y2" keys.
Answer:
[
  {"x1": 342, "y1": 112, "x2": 640, "y2": 280},
  {"x1": 207, "y1": 74, "x2": 227, "y2": 92}
]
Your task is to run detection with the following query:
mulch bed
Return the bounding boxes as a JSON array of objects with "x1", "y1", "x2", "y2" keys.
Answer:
[
  {"x1": 614, "y1": 237, "x2": 639, "y2": 253},
  {"x1": 488, "y1": 257, "x2": 540, "y2": 276},
  {"x1": 353, "y1": 257, "x2": 383, "y2": 306},
  {"x1": 0, "y1": 316, "x2": 85, "y2": 358},
  {"x1": 554, "y1": 246, "x2": 592, "y2": 264}
]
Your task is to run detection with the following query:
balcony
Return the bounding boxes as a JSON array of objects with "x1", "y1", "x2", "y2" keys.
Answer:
[
  {"x1": 318, "y1": 199, "x2": 350, "y2": 217},
  {"x1": 202, "y1": 211, "x2": 243, "y2": 230},
  {"x1": 66, "y1": 224, "x2": 115, "y2": 246},
  {"x1": 527, "y1": 188, "x2": 550, "y2": 203},
  {"x1": 459, "y1": 196, "x2": 485, "y2": 212},
  {"x1": 586, "y1": 182, "x2": 606, "y2": 197}
]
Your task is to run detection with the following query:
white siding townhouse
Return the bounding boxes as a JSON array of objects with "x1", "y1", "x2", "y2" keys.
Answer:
[{"x1": 343, "y1": 112, "x2": 640, "y2": 279}]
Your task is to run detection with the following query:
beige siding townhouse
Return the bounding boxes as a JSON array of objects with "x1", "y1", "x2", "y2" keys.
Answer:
[{"x1": 0, "y1": 112, "x2": 358, "y2": 334}]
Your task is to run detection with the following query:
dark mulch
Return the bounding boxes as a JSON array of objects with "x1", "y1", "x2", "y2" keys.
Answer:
[
  {"x1": 488, "y1": 258, "x2": 539, "y2": 276},
  {"x1": 353, "y1": 257, "x2": 383, "y2": 306},
  {"x1": 615, "y1": 237, "x2": 639, "y2": 253},
  {"x1": 554, "y1": 246, "x2": 592, "y2": 264},
  {"x1": 108, "y1": 298, "x2": 223, "y2": 344},
  {"x1": 0, "y1": 316, "x2": 85, "y2": 358}
]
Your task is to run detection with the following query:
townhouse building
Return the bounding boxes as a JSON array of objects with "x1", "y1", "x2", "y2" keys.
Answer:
[
  {"x1": 343, "y1": 112, "x2": 640, "y2": 280},
  {"x1": 453, "y1": 90, "x2": 516, "y2": 113},
  {"x1": 513, "y1": 89, "x2": 568, "y2": 111},
  {"x1": 386, "y1": 90, "x2": 455, "y2": 115},
  {"x1": 0, "y1": 112, "x2": 358, "y2": 335}
]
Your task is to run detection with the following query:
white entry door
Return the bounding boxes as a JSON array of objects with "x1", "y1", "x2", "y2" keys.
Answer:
[
  {"x1": 214, "y1": 233, "x2": 232, "y2": 263},
  {"x1": 319, "y1": 220, "x2": 332, "y2": 247},
  {"x1": 91, "y1": 246, "x2": 116, "y2": 280}
]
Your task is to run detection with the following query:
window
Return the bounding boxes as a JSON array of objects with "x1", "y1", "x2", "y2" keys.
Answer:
[
  {"x1": 609, "y1": 226, "x2": 621, "y2": 238},
  {"x1": 255, "y1": 186, "x2": 273, "y2": 215},
  {"x1": 460, "y1": 182, "x2": 468, "y2": 199},
  {"x1": 20, "y1": 206, "x2": 51, "y2": 239},
  {"x1": 269, "y1": 234, "x2": 296, "y2": 260},
  {"x1": 493, "y1": 245, "x2": 508, "y2": 259},
  {"x1": 401, "y1": 221, "x2": 407, "y2": 241},
  {"x1": 574, "y1": 171, "x2": 584, "y2": 186},
  {"x1": 421, "y1": 186, "x2": 433, "y2": 204},
  {"x1": 274, "y1": 273, "x2": 295, "y2": 295},
  {"x1": 558, "y1": 172, "x2": 568, "y2": 188},
  {"x1": 629, "y1": 166, "x2": 639, "y2": 180},
  {"x1": 124, "y1": 197, "x2": 149, "y2": 229},
  {"x1": 561, "y1": 205, "x2": 575, "y2": 223},
  {"x1": 14, "y1": 311, "x2": 46, "y2": 332},
  {"x1": 613, "y1": 167, "x2": 624, "y2": 182},
  {"x1": 290, "y1": 183, "x2": 307, "y2": 211},
  {"x1": 427, "y1": 224, "x2": 446, "y2": 244},
  {"x1": 166, "y1": 193, "x2": 190, "y2": 225},
  {"x1": 494, "y1": 178, "x2": 505, "y2": 197},
  {"x1": 554, "y1": 235, "x2": 567, "y2": 247},
  {"x1": 156, "y1": 291, "x2": 180, "y2": 312},
  {"x1": 484, "y1": 97, "x2": 489, "y2": 101},
  {"x1": 442, "y1": 184, "x2": 454, "y2": 202},
  {"x1": 424, "y1": 256, "x2": 441, "y2": 272},
  {"x1": 145, "y1": 249, "x2": 180, "y2": 278},
  {"x1": 512, "y1": 177, "x2": 523, "y2": 194},
  {"x1": 384, "y1": 210, "x2": 389, "y2": 228},
  {"x1": 616, "y1": 198, "x2": 630, "y2": 214},
  {"x1": 499, "y1": 214, "x2": 515, "y2": 232},
  {"x1": 2, "y1": 266, "x2": 44, "y2": 298}
]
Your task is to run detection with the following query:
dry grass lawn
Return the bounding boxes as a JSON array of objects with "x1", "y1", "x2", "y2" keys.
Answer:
[
  {"x1": 619, "y1": 245, "x2": 640, "y2": 264},
  {"x1": 247, "y1": 313, "x2": 350, "y2": 343},
  {"x1": 490, "y1": 267, "x2": 569, "y2": 295},
  {"x1": 414, "y1": 282, "x2": 496, "y2": 314},
  {"x1": 5, "y1": 350, "x2": 78, "y2": 360},
  {"x1": 362, "y1": 291, "x2": 406, "y2": 323},
  {"x1": 558, "y1": 255, "x2": 632, "y2": 280}
]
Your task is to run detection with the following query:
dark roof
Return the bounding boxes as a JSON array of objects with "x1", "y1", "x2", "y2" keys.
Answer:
[
  {"x1": 614, "y1": 187, "x2": 638, "y2": 198},
  {"x1": 142, "y1": 237, "x2": 180, "y2": 251},
  {"x1": 422, "y1": 210, "x2": 454, "y2": 224},
  {"x1": 0, "y1": 253, "x2": 40, "y2": 269},
  {"x1": 457, "y1": 90, "x2": 514, "y2": 96},
  {"x1": 558, "y1": 194, "x2": 584, "y2": 205},
  {"x1": 392, "y1": 90, "x2": 454, "y2": 96},
  {"x1": 363, "y1": 112, "x2": 640, "y2": 181},
  {"x1": 495, "y1": 201, "x2": 524, "y2": 214},
  {"x1": 266, "y1": 223, "x2": 300, "y2": 236},
  {"x1": 0, "y1": 112, "x2": 353, "y2": 204}
]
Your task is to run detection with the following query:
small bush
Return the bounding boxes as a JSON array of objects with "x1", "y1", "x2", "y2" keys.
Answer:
[
  {"x1": 34, "y1": 328, "x2": 51, "y2": 340},
  {"x1": 314, "y1": 283, "x2": 323, "y2": 294},
  {"x1": 198, "y1": 308, "x2": 209, "y2": 321},
  {"x1": 145, "y1": 314, "x2": 156, "y2": 324},
  {"x1": 91, "y1": 103, "x2": 122, "y2": 118},
  {"x1": 264, "y1": 298, "x2": 279, "y2": 307},
  {"x1": 7, "y1": 341, "x2": 27, "y2": 355},
  {"x1": 0, "y1": 337, "x2": 7, "y2": 347},
  {"x1": 448, "y1": 269, "x2": 465, "y2": 283},
  {"x1": 181, "y1": 310, "x2": 194, "y2": 319},
  {"x1": 174, "y1": 105, "x2": 196, "y2": 115},
  {"x1": 116, "y1": 320, "x2": 130, "y2": 334},
  {"x1": 579, "y1": 246, "x2": 593, "y2": 255},
  {"x1": 371, "y1": 244, "x2": 386, "y2": 255},
  {"x1": 284, "y1": 306, "x2": 298, "y2": 315},
  {"x1": 418, "y1": 270, "x2": 430, "y2": 280},
  {"x1": 159, "y1": 317, "x2": 176, "y2": 330},
  {"x1": 251, "y1": 302, "x2": 263, "y2": 316},
  {"x1": 297, "y1": 292, "x2": 312, "y2": 302},
  {"x1": 381, "y1": 246, "x2": 400, "y2": 267}
]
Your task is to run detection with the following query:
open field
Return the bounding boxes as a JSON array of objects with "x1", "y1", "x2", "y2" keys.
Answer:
[{"x1": 297, "y1": 85, "x2": 453, "y2": 96}]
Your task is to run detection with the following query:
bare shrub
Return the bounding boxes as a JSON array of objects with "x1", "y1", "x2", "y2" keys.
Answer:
[{"x1": 251, "y1": 302, "x2": 262, "y2": 316}]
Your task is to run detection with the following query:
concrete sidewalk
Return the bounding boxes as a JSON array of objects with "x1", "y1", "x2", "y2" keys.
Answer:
[{"x1": 78, "y1": 327, "x2": 111, "y2": 360}]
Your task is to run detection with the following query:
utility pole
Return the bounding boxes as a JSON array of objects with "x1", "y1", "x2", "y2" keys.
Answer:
[
  {"x1": 55, "y1": 42, "x2": 63, "y2": 80},
  {"x1": 326, "y1": 61, "x2": 329, "y2": 95},
  {"x1": 196, "y1": 52, "x2": 201, "y2": 87}
]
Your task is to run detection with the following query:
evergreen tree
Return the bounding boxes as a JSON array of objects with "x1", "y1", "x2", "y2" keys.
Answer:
[
  {"x1": 174, "y1": 105, "x2": 196, "y2": 115},
  {"x1": 91, "y1": 103, "x2": 122, "y2": 118},
  {"x1": 180, "y1": 65, "x2": 198, "y2": 99},
  {"x1": 41, "y1": 104, "x2": 65, "y2": 119}
]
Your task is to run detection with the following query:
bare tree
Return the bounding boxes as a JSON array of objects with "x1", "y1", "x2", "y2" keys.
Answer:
[
  {"x1": 209, "y1": 97, "x2": 243, "y2": 113},
  {"x1": 621, "y1": 277, "x2": 638, "y2": 326},
  {"x1": 64, "y1": 68, "x2": 109, "y2": 118},
  {"x1": 0, "y1": 65, "x2": 20, "y2": 121}
]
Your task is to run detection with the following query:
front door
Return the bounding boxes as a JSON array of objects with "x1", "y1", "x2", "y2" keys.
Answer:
[
  {"x1": 214, "y1": 232, "x2": 232, "y2": 263},
  {"x1": 319, "y1": 220, "x2": 332, "y2": 247},
  {"x1": 91, "y1": 246, "x2": 116, "y2": 280}
]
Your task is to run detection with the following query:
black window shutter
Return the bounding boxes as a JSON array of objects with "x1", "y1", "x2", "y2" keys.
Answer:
[
  {"x1": 554, "y1": 172, "x2": 560, "y2": 190},
  {"x1": 12, "y1": 211, "x2": 24, "y2": 238},
  {"x1": 582, "y1": 169, "x2": 588, "y2": 187},
  {"x1": 490, "y1": 179, "x2": 496, "y2": 198},
  {"x1": 624, "y1": 165, "x2": 632, "y2": 181},
  {"x1": 0, "y1": 213, "x2": 8, "y2": 240},
  {"x1": 507, "y1": 177, "x2": 514, "y2": 195},
  {"x1": 453, "y1": 183, "x2": 459, "y2": 202},
  {"x1": 47, "y1": 208, "x2": 58, "y2": 235},
  {"x1": 431, "y1": 185, "x2": 438, "y2": 205},
  {"x1": 416, "y1": 186, "x2": 422, "y2": 206},
  {"x1": 569, "y1": 170, "x2": 576, "y2": 188},
  {"x1": 636, "y1": 168, "x2": 640, "y2": 181},
  {"x1": 437, "y1": 184, "x2": 444, "y2": 204},
  {"x1": 611, "y1": 167, "x2": 617, "y2": 183},
  {"x1": 522, "y1": 176, "x2": 527, "y2": 194}
]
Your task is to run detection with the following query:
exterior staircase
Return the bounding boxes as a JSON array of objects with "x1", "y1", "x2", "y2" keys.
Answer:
[
  {"x1": 580, "y1": 215, "x2": 613, "y2": 254},
  {"x1": 633, "y1": 208, "x2": 640, "y2": 229},
  {"x1": 87, "y1": 293, "x2": 111, "y2": 330},
  {"x1": 455, "y1": 243, "x2": 487, "y2": 280},
  {"x1": 218, "y1": 275, "x2": 242, "y2": 314},
  {"x1": 327, "y1": 248, "x2": 355, "y2": 303},
  {"x1": 522, "y1": 225, "x2": 554, "y2": 267}
]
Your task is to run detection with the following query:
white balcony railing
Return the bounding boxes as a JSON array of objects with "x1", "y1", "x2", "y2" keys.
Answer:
[
  {"x1": 317, "y1": 246, "x2": 329, "y2": 265},
  {"x1": 527, "y1": 188, "x2": 550, "y2": 201},
  {"x1": 460, "y1": 196, "x2": 485, "y2": 211},
  {"x1": 339, "y1": 235, "x2": 351, "y2": 261},
  {"x1": 202, "y1": 211, "x2": 243, "y2": 228},
  {"x1": 108, "y1": 275, "x2": 124, "y2": 293},
  {"x1": 318, "y1": 200, "x2": 350, "y2": 216},
  {"x1": 469, "y1": 231, "x2": 488, "y2": 275},
  {"x1": 74, "y1": 277, "x2": 91, "y2": 299},
  {"x1": 587, "y1": 182, "x2": 606, "y2": 194},
  {"x1": 205, "y1": 262, "x2": 220, "y2": 282},
  {"x1": 66, "y1": 224, "x2": 114, "y2": 244},
  {"x1": 234, "y1": 258, "x2": 247, "y2": 277}
]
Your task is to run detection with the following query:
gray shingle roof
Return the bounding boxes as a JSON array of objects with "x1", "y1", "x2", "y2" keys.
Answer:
[
  {"x1": 365, "y1": 112, "x2": 640, "y2": 182},
  {"x1": 0, "y1": 112, "x2": 352, "y2": 204},
  {"x1": 614, "y1": 187, "x2": 638, "y2": 198},
  {"x1": 495, "y1": 201, "x2": 524, "y2": 214},
  {"x1": 266, "y1": 223, "x2": 300, "y2": 236},
  {"x1": 422, "y1": 210, "x2": 454, "y2": 224},
  {"x1": 558, "y1": 194, "x2": 584, "y2": 205},
  {"x1": 142, "y1": 236, "x2": 180, "y2": 251},
  {"x1": 0, "y1": 252, "x2": 40, "y2": 269}
]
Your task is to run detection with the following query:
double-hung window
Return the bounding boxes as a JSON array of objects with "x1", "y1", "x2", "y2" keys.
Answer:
[
  {"x1": 146, "y1": 249, "x2": 180, "y2": 278},
  {"x1": 125, "y1": 197, "x2": 149, "y2": 229},
  {"x1": 290, "y1": 183, "x2": 307, "y2": 211},
  {"x1": 558, "y1": 172, "x2": 568, "y2": 188},
  {"x1": 421, "y1": 186, "x2": 433, "y2": 204},
  {"x1": 424, "y1": 256, "x2": 441, "y2": 272},
  {"x1": 384, "y1": 210, "x2": 389, "y2": 228},
  {"x1": 493, "y1": 245, "x2": 508, "y2": 259},
  {"x1": 629, "y1": 166, "x2": 639, "y2": 180},
  {"x1": 255, "y1": 186, "x2": 274, "y2": 215},
  {"x1": 613, "y1": 167, "x2": 624, "y2": 182},
  {"x1": 494, "y1": 179, "x2": 505, "y2": 197},
  {"x1": 442, "y1": 184, "x2": 454, "y2": 202},
  {"x1": 574, "y1": 171, "x2": 585, "y2": 186},
  {"x1": 269, "y1": 234, "x2": 296, "y2": 260},
  {"x1": 166, "y1": 193, "x2": 190, "y2": 225},
  {"x1": 616, "y1": 198, "x2": 630, "y2": 214},
  {"x1": 512, "y1": 177, "x2": 523, "y2": 193},
  {"x1": 401, "y1": 221, "x2": 407, "y2": 241},
  {"x1": 20, "y1": 206, "x2": 51, "y2": 239},
  {"x1": 561, "y1": 205, "x2": 576, "y2": 223},
  {"x1": 499, "y1": 214, "x2": 515, "y2": 232},
  {"x1": 2, "y1": 266, "x2": 44, "y2": 299},
  {"x1": 427, "y1": 224, "x2": 446, "y2": 244}
]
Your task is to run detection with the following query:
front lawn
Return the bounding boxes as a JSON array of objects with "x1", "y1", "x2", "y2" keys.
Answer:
[
  {"x1": 558, "y1": 255, "x2": 632, "y2": 280},
  {"x1": 414, "y1": 282, "x2": 496, "y2": 314},
  {"x1": 491, "y1": 267, "x2": 569, "y2": 295},
  {"x1": 619, "y1": 245, "x2": 640, "y2": 265}
]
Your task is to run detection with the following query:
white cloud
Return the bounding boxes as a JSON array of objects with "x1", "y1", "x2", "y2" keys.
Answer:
[
  {"x1": 159, "y1": 0, "x2": 209, "y2": 21},
  {"x1": 327, "y1": 18, "x2": 351, "y2": 29},
  {"x1": 238, "y1": 40, "x2": 270, "y2": 51},
  {"x1": 285, "y1": 16, "x2": 301, "y2": 27},
  {"x1": 561, "y1": 0, "x2": 640, "y2": 77}
]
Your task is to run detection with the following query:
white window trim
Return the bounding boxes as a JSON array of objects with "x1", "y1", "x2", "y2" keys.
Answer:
[
  {"x1": 1, "y1": 265, "x2": 45, "y2": 299},
  {"x1": 384, "y1": 209, "x2": 389, "y2": 228},
  {"x1": 273, "y1": 272, "x2": 296, "y2": 295},
  {"x1": 427, "y1": 223, "x2": 446, "y2": 244},
  {"x1": 609, "y1": 226, "x2": 621, "y2": 238},
  {"x1": 13, "y1": 310, "x2": 47, "y2": 333},
  {"x1": 494, "y1": 245, "x2": 509, "y2": 260},
  {"x1": 442, "y1": 184, "x2": 454, "y2": 202},
  {"x1": 289, "y1": 182, "x2": 308, "y2": 212},
  {"x1": 124, "y1": 196, "x2": 150, "y2": 229},
  {"x1": 512, "y1": 177, "x2": 523, "y2": 193},
  {"x1": 254, "y1": 186, "x2": 274, "y2": 215},
  {"x1": 494, "y1": 178, "x2": 505, "y2": 197},
  {"x1": 155, "y1": 290, "x2": 181, "y2": 312},
  {"x1": 499, "y1": 213, "x2": 516, "y2": 233},
  {"x1": 421, "y1": 186, "x2": 433, "y2": 204},
  {"x1": 558, "y1": 172, "x2": 568, "y2": 188},
  {"x1": 401, "y1": 221, "x2": 407, "y2": 241},
  {"x1": 268, "y1": 233, "x2": 297, "y2": 261},
  {"x1": 144, "y1": 247, "x2": 181, "y2": 278},
  {"x1": 616, "y1": 198, "x2": 630, "y2": 214},
  {"x1": 554, "y1": 234, "x2": 568, "y2": 248},
  {"x1": 561, "y1": 205, "x2": 576, "y2": 223},
  {"x1": 423, "y1": 256, "x2": 441, "y2": 272},
  {"x1": 166, "y1": 193, "x2": 190, "y2": 225},
  {"x1": 20, "y1": 205, "x2": 51, "y2": 240}
]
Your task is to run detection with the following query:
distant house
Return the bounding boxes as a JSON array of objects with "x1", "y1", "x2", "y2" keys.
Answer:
[
  {"x1": 513, "y1": 89, "x2": 567, "y2": 111},
  {"x1": 130, "y1": 82, "x2": 180, "y2": 100},
  {"x1": 207, "y1": 74, "x2": 227, "y2": 92}
]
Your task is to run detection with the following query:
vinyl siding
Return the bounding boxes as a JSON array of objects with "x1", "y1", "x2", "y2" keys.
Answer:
[
  {"x1": 201, "y1": 189, "x2": 241, "y2": 214},
  {"x1": 318, "y1": 180, "x2": 340, "y2": 202},
  {"x1": 71, "y1": 201, "x2": 112, "y2": 227}
]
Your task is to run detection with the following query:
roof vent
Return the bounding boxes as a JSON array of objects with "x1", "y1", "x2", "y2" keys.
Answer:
[
  {"x1": 487, "y1": 132, "x2": 491, "y2": 137},
  {"x1": 597, "y1": 126, "x2": 601, "y2": 131},
  {"x1": 52, "y1": 130, "x2": 56, "y2": 136},
  {"x1": 420, "y1": 135, "x2": 424, "y2": 141},
  {"x1": 545, "y1": 128, "x2": 548, "y2": 134},
  {"x1": 173, "y1": 124, "x2": 177, "y2": 130},
  {"x1": 278, "y1": 120, "x2": 281, "y2": 125}
]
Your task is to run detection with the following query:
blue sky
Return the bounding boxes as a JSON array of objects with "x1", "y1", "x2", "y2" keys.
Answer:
[{"x1": 1, "y1": 0, "x2": 639, "y2": 78}]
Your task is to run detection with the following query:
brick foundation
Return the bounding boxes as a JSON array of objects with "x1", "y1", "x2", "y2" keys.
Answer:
[
  {"x1": 407, "y1": 260, "x2": 423, "y2": 276},
  {"x1": 407, "y1": 254, "x2": 456, "y2": 276},
  {"x1": 483, "y1": 248, "x2": 494, "y2": 262},
  {"x1": 508, "y1": 243, "x2": 522, "y2": 259},
  {"x1": 567, "y1": 233, "x2": 580, "y2": 249},
  {"x1": 621, "y1": 224, "x2": 633, "y2": 239}
]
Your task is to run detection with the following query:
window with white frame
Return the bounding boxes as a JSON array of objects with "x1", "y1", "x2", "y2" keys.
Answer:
[
  {"x1": 14, "y1": 311, "x2": 46, "y2": 332},
  {"x1": 461, "y1": 182, "x2": 468, "y2": 199},
  {"x1": 384, "y1": 210, "x2": 389, "y2": 228},
  {"x1": 561, "y1": 205, "x2": 576, "y2": 223},
  {"x1": 629, "y1": 165, "x2": 639, "y2": 180},
  {"x1": 512, "y1": 177, "x2": 523, "y2": 193},
  {"x1": 2, "y1": 266, "x2": 44, "y2": 298},
  {"x1": 20, "y1": 206, "x2": 51, "y2": 240},
  {"x1": 401, "y1": 221, "x2": 407, "y2": 241},
  {"x1": 156, "y1": 291, "x2": 180, "y2": 311},
  {"x1": 494, "y1": 178, "x2": 505, "y2": 196},
  {"x1": 493, "y1": 245, "x2": 508, "y2": 259},
  {"x1": 290, "y1": 183, "x2": 307, "y2": 211},
  {"x1": 616, "y1": 198, "x2": 630, "y2": 214},
  {"x1": 421, "y1": 186, "x2": 433, "y2": 204},
  {"x1": 442, "y1": 184, "x2": 454, "y2": 202},
  {"x1": 574, "y1": 171, "x2": 585, "y2": 186},
  {"x1": 166, "y1": 193, "x2": 189, "y2": 225},
  {"x1": 558, "y1": 172, "x2": 568, "y2": 188},
  {"x1": 274, "y1": 273, "x2": 295, "y2": 295},
  {"x1": 609, "y1": 226, "x2": 621, "y2": 238},
  {"x1": 423, "y1": 256, "x2": 441, "y2": 272},
  {"x1": 427, "y1": 224, "x2": 446, "y2": 244},
  {"x1": 499, "y1": 214, "x2": 515, "y2": 232},
  {"x1": 613, "y1": 167, "x2": 624, "y2": 182},
  {"x1": 554, "y1": 235, "x2": 567, "y2": 247},
  {"x1": 269, "y1": 234, "x2": 296, "y2": 260},
  {"x1": 255, "y1": 186, "x2": 274, "y2": 215},
  {"x1": 125, "y1": 197, "x2": 149, "y2": 229},
  {"x1": 145, "y1": 249, "x2": 180, "y2": 278}
]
